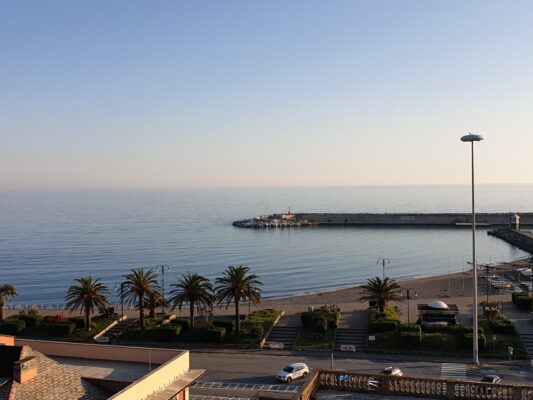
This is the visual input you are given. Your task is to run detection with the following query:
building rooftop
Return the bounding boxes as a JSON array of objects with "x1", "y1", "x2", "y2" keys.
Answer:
[{"x1": 0, "y1": 346, "x2": 109, "y2": 400}]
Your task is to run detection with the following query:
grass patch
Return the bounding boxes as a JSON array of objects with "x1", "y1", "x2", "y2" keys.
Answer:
[{"x1": 295, "y1": 327, "x2": 336, "y2": 349}]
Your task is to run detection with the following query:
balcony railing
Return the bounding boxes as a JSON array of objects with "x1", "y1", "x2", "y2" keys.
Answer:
[{"x1": 295, "y1": 370, "x2": 533, "y2": 400}]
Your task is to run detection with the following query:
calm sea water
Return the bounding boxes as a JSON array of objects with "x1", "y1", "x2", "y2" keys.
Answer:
[{"x1": 1, "y1": 185, "x2": 532, "y2": 305}]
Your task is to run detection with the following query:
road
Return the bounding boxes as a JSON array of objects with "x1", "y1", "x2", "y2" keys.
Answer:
[{"x1": 189, "y1": 350, "x2": 533, "y2": 385}]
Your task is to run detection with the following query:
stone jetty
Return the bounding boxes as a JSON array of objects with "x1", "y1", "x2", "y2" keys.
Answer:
[{"x1": 233, "y1": 212, "x2": 533, "y2": 229}]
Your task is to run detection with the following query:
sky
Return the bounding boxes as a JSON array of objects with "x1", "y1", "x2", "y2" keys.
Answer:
[{"x1": 1, "y1": 0, "x2": 532, "y2": 190}]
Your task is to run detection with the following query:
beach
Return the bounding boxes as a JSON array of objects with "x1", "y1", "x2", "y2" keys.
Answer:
[{"x1": 5, "y1": 258, "x2": 531, "y2": 327}]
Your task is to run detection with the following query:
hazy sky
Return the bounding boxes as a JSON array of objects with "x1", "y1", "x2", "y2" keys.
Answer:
[{"x1": 1, "y1": 1, "x2": 532, "y2": 189}]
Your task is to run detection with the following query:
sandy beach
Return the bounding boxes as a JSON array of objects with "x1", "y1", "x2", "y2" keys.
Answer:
[{"x1": 5, "y1": 258, "x2": 531, "y2": 328}]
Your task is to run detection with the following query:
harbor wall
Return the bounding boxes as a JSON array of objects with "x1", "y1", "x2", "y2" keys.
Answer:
[
  {"x1": 293, "y1": 212, "x2": 533, "y2": 226},
  {"x1": 488, "y1": 228, "x2": 533, "y2": 254}
]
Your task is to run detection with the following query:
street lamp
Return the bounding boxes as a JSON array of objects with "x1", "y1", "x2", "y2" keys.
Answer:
[
  {"x1": 155, "y1": 265, "x2": 171, "y2": 314},
  {"x1": 401, "y1": 288, "x2": 417, "y2": 325},
  {"x1": 115, "y1": 282, "x2": 127, "y2": 333},
  {"x1": 461, "y1": 132, "x2": 484, "y2": 365},
  {"x1": 377, "y1": 258, "x2": 390, "y2": 280}
]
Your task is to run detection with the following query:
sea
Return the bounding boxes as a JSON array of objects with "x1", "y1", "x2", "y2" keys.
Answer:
[{"x1": 1, "y1": 184, "x2": 532, "y2": 306}]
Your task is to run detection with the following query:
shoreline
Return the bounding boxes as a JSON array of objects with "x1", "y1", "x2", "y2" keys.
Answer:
[{"x1": 5, "y1": 258, "x2": 531, "y2": 320}]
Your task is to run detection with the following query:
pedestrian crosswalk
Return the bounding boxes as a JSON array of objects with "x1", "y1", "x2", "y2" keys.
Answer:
[{"x1": 440, "y1": 363, "x2": 467, "y2": 380}]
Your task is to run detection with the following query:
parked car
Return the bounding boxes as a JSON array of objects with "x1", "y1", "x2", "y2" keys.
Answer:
[
  {"x1": 275, "y1": 362, "x2": 309, "y2": 383},
  {"x1": 380, "y1": 367, "x2": 403, "y2": 377},
  {"x1": 481, "y1": 375, "x2": 501, "y2": 384}
]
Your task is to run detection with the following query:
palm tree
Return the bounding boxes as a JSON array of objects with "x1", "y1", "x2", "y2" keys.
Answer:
[
  {"x1": 168, "y1": 273, "x2": 213, "y2": 329},
  {"x1": 65, "y1": 277, "x2": 109, "y2": 331},
  {"x1": 0, "y1": 284, "x2": 18, "y2": 321},
  {"x1": 145, "y1": 290, "x2": 169, "y2": 319},
  {"x1": 121, "y1": 268, "x2": 159, "y2": 330},
  {"x1": 215, "y1": 265, "x2": 262, "y2": 335},
  {"x1": 358, "y1": 277, "x2": 404, "y2": 315}
]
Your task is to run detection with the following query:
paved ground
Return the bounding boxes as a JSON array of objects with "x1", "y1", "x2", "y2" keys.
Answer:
[{"x1": 52, "y1": 349, "x2": 533, "y2": 385}]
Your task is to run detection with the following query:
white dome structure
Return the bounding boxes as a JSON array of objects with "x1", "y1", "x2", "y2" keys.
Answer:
[{"x1": 428, "y1": 300, "x2": 449, "y2": 310}]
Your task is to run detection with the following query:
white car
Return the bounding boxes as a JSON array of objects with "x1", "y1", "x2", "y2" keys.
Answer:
[
  {"x1": 380, "y1": 367, "x2": 403, "y2": 377},
  {"x1": 275, "y1": 362, "x2": 309, "y2": 383}
]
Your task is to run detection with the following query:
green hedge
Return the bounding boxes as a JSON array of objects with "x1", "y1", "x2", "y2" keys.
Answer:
[
  {"x1": 171, "y1": 318, "x2": 191, "y2": 330},
  {"x1": 464, "y1": 333, "x2": 486, "y2": 351},
  {"x1": 242, "y1": 322, "x2": 265, "y2": 339},
  {"x1": 17, "y1": 314, "x2": 44, "y2": 328},
  {"x1": 213, "y1": 319, "x2": 235, "y2": 335},
  {"x1": 399, "y1": 331, "x2": 421, "y2": 348},
  {"x1": 0, "y1": 319, "x2": 26, "y2": 335},
  {"x1": 42, "y1": 322, "x2": 76, "y2": 336},
  {"x1": 512, "y1": 293, "x2": 532, "y2": 311},
  {"x1": 369, "y1": 319, "x2": 398, "y2": 333},
  {"x1": 490, "y1": 319, "x2": 515, "y2": 334},
  {"x1": 422, "y1": 324, "x2": 483, "y2": 335},
  {"x1": 180, "y1": 327, "x2": 225, "y2": 343},
  {"x1": 155, "y1": 324, "x2": 181, "y2": 341},
  {"x1": 68, "y1": 316, "x2": 86, "y2": 329},
  {"x1": 399, "y1": 323, "x2": 421, "y2": 333},
  {"x1": 301, "y1": 312, "x2": 328, "y2": 332}
]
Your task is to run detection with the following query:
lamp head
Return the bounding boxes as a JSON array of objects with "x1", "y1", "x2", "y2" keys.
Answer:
[{"x1": 461, "y1": 133, "x2": 484, "y2": 142}]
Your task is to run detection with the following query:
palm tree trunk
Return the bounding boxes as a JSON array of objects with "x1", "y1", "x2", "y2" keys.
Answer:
[
  {"x1": 190, "y1": 302, "x2": 195, "y2": 329},
  {"x1": 235, "y1": 299, "x2": 240, "y2": 335},
  {"x1": 0, "y1": 299, "x2": 4, "y2": 322},
  {"x1": 149, "y1": 306, "x2": 155, "y2": 319},
  {"x1": 85, "y1": 308, "x2": 91, "y2": 331},
  {"x1": 139, "y1": 295, "x2": 145, "y2": 330}
]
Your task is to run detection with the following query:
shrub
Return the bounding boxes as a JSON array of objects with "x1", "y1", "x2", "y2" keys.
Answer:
[
  {"x1": 422, "y1": 324, "x2": 483, "y2": 335},
  {"x1": 301, "y1": 312, "x2": 328, "y2": 332},
  {"x1": 490, "y1": 319, "x2": 515, "y2": 334},
  {"x1": 464, "y1": 333, "x2": 486, "y2": 351},
  {"x1": 0, "y1": 319, "x2": 26, "y2": 335},
  {"x1": 369, "y1": 319, "x2": 398, "y2": 333},
  {"x1": 181, "y1": 327, "x2": 225, "y2": 343},
  {"x1": 213, "y1": 319, "x2": 235, "y2": 335},
  {"x1": 156, "y1": 324, "x2": 181, "y2": 341},
  {"x1": 512, "y1": 293, "x2": 532, "y2": 311},
  {"x1": 400, "y1": 331, "x2": 421, "y2": 348},
  {"x1": 242, "y1": 322, "x2": 264, "y2": 339},
  {"x1": 172, "y1": 318, "x2": 190, "y2": 330},
  {"x1": 42, "y1": 322, "x2": 76, "y2": 336},
  {"x1": 17, "y1": 313, "x2": 44, "y2": 328},
  {"x1": 68, "y1": 316, "x2": 86, "y2": 329},
  {"x1": 399, "y1": 323, "x2": 421, "y2": 333}
]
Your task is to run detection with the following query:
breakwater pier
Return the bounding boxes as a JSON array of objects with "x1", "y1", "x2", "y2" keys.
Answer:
[{"x1": 233, "y1": 212, "x2": 533, "y2": 228}]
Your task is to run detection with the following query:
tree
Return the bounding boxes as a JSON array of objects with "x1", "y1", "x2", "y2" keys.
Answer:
[
  {"x1": 0, "y1": 284, "x2": 18, "y2": 321},
  {"x1": 121, "y1": 268, "x2": 159, "y2": 330},
  {"x1": 215, "y1": 265, "x2": 262, "y2": 335},
  {"x1": 169, "y1": 273, "x2": 213, "y2": 329},
  {"x1": 65, "y1": 277, "x2": 109, "y2": 331},
  {"x1": 358, "y1": 277, "x2": 404, "y2": 315},
  {"x1": 145, "y1": 290, "x2": 169, "y2": 319}
]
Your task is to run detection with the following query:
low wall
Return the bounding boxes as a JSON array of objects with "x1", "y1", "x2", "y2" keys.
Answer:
[{"x1": 14, "y1": 339, "x2": 184, "y2": 364}]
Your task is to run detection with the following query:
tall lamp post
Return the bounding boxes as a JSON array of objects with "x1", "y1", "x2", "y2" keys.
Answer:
[
  {"x1": 377, "y1": 258, "x2": 390, "y2": 280},
  {"x1": 461, "y1": 132, "x2": 484, "y2": 365},
  {"x1": 401, "y1": 288, "x2": 417, "y2": 325},
  {"x1": 115, "y1": 282, "x2": 127, "y2": 333},
  {"x1": 156, "y1": 265, "x2": 171, "y2": 315}
]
